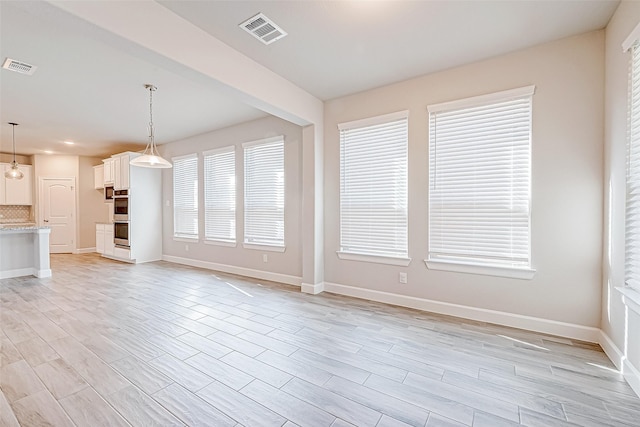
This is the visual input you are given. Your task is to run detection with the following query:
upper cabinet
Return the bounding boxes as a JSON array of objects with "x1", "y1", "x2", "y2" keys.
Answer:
[
  {"x1": 93, "y1": 164, "x2": 104, "y2": 189},
  {"x1": 113, "y1": 152, "x2": 136, "y2": 190},
  {"x1": 0, "y1": 163, "x2": 33, "y2": 205},
  {"x1": 103, "y1": 158, "x2": 114, "y2": 185}
]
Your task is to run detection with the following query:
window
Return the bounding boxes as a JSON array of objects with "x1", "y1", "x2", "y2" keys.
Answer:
[
  {"x1": 338, "y1": 111, "x2": 409, "y2": 265},
  {"x1": 243, "y1": 136, "x2": 285, "y2": 250},
  {"x1": 173, "y1": 154, "x2": 198, "y2": 240},
  {"x1": 204, "y1": 147, "x2": 236, "y2": 245},
  {"x1": 627, "y1": 41, "x2": 640, "y2": 291},
  {"x1": 427, "y1": 86, "x2": 535, "y2": 279}
]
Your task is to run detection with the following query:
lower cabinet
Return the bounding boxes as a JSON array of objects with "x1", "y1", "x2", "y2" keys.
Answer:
[
  {"x1": 96, "y1": 224, "x2": 105, "y2": 253},
  {"x1": 96, "y1": 223, "x2": 115, "y2": 256},
  {"x1": 105, "y1": 226, "x2": 115, "y2": 256}
]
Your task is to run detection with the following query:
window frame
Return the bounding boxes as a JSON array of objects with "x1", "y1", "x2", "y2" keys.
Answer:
[
  {"x1": 425, "y1": 86, "x2": 536, "y2": 279},
  {"x1": 203, "y1": 146, "x2": 237, "y2": 247},
  {"x1": 172, "y1": 153, "x2": 199, "y2": 241},
  {"x1": 336, "y1": 110, "x2": 410, "y2": 266},
  {"x1": 242, "y1": 136, "x2": 286, "y2": 251}
]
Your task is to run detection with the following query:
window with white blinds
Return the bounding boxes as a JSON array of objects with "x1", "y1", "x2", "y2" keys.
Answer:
[
  {"x1": 204, "y1": 147, "x2": 236, "y2": 244},
  {"x1": 243, "y1": 136, "x2": 285, "y2": 249},
  {"x1": 427, "y1": 86, "x2": 535, "y2": 277},
  {"x1": 626, "y1": 42, "x2": 640, "y2": 290},
  {"x1": 338, "y1": 111, "x2": 409, "y2": 263},
  {"x1": 173, "y1": 154, "x2": 199, "y2": 239}
]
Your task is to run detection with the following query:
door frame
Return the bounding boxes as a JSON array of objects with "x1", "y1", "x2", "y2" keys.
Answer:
[{"x1": 38, "y1": 177, "x2": 77, "y2": 253}]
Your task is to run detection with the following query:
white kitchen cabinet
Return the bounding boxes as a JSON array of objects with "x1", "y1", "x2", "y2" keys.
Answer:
[
  {"x1": 104, "y1": 224, "x2": 114, "y2": 256},
  {"x1": 93, "y1": 165, "x2": 104, "y2": 189},
  {"x1": 113, "y1": 153, "x2": 133, "y2": 190},
  {"x1": 96, "y1": 224, "x2": 105, "y2": 253},
  {"x1": 103, "y1": 158, "x2": 114, "y2": 185},
  {"x1": 1, "y1": 163, "x2": 33, "y2": 205}
]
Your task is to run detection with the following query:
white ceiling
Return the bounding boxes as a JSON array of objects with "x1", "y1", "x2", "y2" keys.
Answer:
[{"x1": 0, "y1": 0, "x2": 619, "y2": 158}]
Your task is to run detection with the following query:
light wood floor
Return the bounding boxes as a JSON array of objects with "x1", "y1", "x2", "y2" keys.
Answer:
[{"x1": 1, "y1": 254, "x2": 638, "y2": 427}]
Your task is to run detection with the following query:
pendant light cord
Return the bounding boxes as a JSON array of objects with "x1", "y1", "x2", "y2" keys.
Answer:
[{"x1": 147, "y1": 84, "x2": 156, "y2": 155}]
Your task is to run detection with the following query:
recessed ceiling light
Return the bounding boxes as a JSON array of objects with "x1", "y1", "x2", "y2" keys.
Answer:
[
  {"x1": 63, "y1": 141, "x2": 74, "y2": 145},
  {"x1": 43, "y1": 150, "x2": 53, "y2": 154}
]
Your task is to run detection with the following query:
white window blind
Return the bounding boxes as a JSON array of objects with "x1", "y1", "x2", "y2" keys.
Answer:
[
  {"x1": 204, "y1": 147, "x2": 236, "y2": 244},
  {"x1": 428, "y1": 86, "x2": 534, "y2": 272},
  {"x1": 173, "y1": 154, "x2": 198, "y2": 239},
  {"x1": 339, "y1": 111, "x2": 408, "y2": 259},
  {"x1": 627, "y1": 42, "x2": 640, "y2": 290},
  {"x1": 243, "y1": 136, "x2": 285, "y2": 248}
]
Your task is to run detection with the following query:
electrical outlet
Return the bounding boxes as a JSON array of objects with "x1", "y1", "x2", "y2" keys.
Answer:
[
  {"x1": 399, "y1": 272, "x2": 407, "y2": 284},
  {"x1": 185, "y1": 244, "x2": 189, "y2": 252},
  {"x1": 263, "y1": 254, "x2": 268, "y2": 263}
]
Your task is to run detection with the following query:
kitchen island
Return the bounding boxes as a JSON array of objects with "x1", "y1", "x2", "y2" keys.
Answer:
[{"x1": 0, "y1": 226, "x2": 51, "y2": 279}]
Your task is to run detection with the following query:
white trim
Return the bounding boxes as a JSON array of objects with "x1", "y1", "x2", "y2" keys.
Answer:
[
  {"x1": 242, "y1": 135, "x2": 284, "y2": 149},
  {"x1": 337, "y1": 251, "x2": 411, "y2": 267},
  {"x1": 322, "y1": 281, "x2": 599, "y2": 342},
  {"x1": 427, "y1": 85, "x2": 536, "y2": 113},
  {"x1": 624, "y1": 359, "x2": 640, "y2": 398},
  {"x1": 174, "y1": 237, "x2": 199, "y2": 243},
  {"x1": 204, "y1": 239, "x2": 237, "y2": 248},
  {"x1": 618, "y1": 286, "x2": 640, "y2": 316},
  {"x1": 162, "y1": 254, "x2": 300, "y2": 286},
  {"x1": 0, "y1": 268, "x2": 52, "y2": 279},
  {"x1": 598, "y1": 330, "x2": 640, "y2": 398},
  {"x1": 338, "y1": 110, "x2": 409, "y2": 131},
  {"x1": 171, "y1": 152, "x2": 198, "y2": 162},
  {"x1": 425, "y1": 259, "x2": 536, "y2": 280},
  {"x1": 598, "y1": 330, "x2": 626, "y2": 371},
  {"x1": 623, "y1": 21, "x2": 640, "y2": 52},
  {"x1": 75, "y1": 247, "x2": 96, "y2": 254},
  {"x1": 203, "y1": 145, "x2": 235, "y2": 156},
  {"x1": 301, "y1": 282, "x2": 325, "y2": 295},
  {"x1": 0, "y1": 268, "x2": 35, "y2": 279},
  {"x1": 243, "y1": 242, "x2": 286, "y2": 252},
  {"x1": 34, "y1": 268, "x2": 52, "y2": 278}
]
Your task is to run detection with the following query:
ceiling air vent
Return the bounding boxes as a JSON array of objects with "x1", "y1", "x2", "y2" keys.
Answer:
[
  {"x1": 240, "y1": 13, "x2": 287, "y2": 45},
  {"x1": 2, "y1": 58, "x2": 37, "y2": 75}
]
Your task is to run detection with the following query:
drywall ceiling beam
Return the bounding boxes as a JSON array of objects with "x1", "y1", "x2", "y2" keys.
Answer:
[{"x1": 46, "y1": 0, "x2": 323, "y2": 127}]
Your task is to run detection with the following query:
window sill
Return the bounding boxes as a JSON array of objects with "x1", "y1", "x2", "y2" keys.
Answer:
[
  {"x1": 174, "y1": 237, "x2": 199, "y2": 243},
  {"x1": 337, "y1": 251, "x2": 411, "y2": 267},
  {"x1": 243, "y1": 243, "x2": 285, "y2": 252},
  {"x1": 424, "y1": 259, "x2": 536, "y2": 280},
  {"x1": 617, "y1": 286, "x2": 640, "y2": 316},
  {"x1": 204, "y1": 240, "x2": 237, "y2": 248}
]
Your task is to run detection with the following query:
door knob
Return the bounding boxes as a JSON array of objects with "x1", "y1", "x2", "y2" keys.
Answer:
[{"x1": 43, "y1": 219, "x2": 49, "y2": 223}]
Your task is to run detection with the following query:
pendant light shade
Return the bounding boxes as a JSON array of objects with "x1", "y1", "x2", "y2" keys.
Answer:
[
  {"x1": 130, "y1": 84, "x2": 172, "y2": 169},
  {"x1": 5, "y1": 123, "x2": 24, "y2": 180}
]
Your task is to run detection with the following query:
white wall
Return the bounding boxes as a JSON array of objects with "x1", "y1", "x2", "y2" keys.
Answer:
[
  {"x1": 324, "y1": 31, "x2": 605, "y2": 335},
  {"x1": 602, "y1": 0, "x2": 640, "y2": 394},
  {"x1": 33, "y1": 154, "x2": 108, "y2": 252},
  {"x1": 161, "y1": 115, "x2": 303, "y2": 282}
]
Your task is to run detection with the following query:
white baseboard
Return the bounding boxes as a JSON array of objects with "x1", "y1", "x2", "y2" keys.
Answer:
[
  {"x1": 624, "y1": 359, "x2": 640, "y2": 398},
  {"x1": 598, "y1": 330, "x2": 625, "y2": 370},
  {"x1": 0, "y1": 268, "x2": 34, "y2": 279},
  {"x1": 301, "y1": 282, "x2": 325, "y2": 294},
  {"x1": 75, "y1": 247, "x2": 96, "y2": 254},
  {"x1": 323, "y1": 282, "x2": 600, "y2": 343},
  {"x1": 162, "y1": 254, "x2": 301, "y2": 287},
  {"x1": 34, "y1": 268, "x2": 52, "y2": 278},
  {"x1": 0, "y1": 267, "x2": 51, "y2": 279}
]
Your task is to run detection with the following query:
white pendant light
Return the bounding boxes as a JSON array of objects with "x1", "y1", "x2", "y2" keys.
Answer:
[
  {"x1": 130, "y1": 84, "x2": 172, "y2": 169},
  {"x1": 5, "y1": 122, "x2": 24, "y2": 180}
]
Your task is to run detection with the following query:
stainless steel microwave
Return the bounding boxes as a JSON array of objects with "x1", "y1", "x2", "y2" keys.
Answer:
[{"x1": 104, "y1": 186, "x2": 114, "y2": 202}]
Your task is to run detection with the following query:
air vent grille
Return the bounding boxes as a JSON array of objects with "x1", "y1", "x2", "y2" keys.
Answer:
[
  {"x1": 240, "y1": 13, "x2": 287, "y2": 45},
  {"x1": 2, "y1": 58, "x2": 37, "y2": 75}
]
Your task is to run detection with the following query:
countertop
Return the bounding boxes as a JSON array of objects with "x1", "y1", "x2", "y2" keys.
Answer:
[{"x1": 0, "y1": 225, "x2": 50, "y2": 232}]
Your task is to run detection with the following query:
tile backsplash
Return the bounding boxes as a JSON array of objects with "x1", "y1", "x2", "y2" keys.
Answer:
[{"x1": 0, "y1": 205, "x2": 33, "y2": 223}]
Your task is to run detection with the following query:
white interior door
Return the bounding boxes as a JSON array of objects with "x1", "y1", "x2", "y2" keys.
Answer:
[{"x1": 40, "y1": 178, "x2": 76, "y2": 253}]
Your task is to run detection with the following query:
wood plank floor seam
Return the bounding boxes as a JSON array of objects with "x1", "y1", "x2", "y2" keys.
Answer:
[{"x1": 1, "y1": 253, "x2": 638, "y2": 426}]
